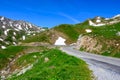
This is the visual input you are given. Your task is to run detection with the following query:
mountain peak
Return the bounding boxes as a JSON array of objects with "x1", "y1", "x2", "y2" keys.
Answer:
[
  {"x1": 0, "y1": 16, "x2": 43, "y2": 49},
  {"x1": 88, "y1": 14, "x2": 120, "y2": 27},
  {"x1": 113, "y1": 14, "x2": 120, "y2": 19}
]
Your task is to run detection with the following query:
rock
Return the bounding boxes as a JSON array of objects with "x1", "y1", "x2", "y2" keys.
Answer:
[{"x1": 44, "y1": 57, "x2": 49, "y2": 62}]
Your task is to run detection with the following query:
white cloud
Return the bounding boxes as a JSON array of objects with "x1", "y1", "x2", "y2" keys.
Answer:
[{"x1": 58, "y1": 12, "x2": 80, "y2": 23}]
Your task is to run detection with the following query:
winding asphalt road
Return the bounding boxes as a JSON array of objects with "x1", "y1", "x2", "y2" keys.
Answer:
[{"x1": 60, "y1": 46, "x2": 120, "y2": 80}]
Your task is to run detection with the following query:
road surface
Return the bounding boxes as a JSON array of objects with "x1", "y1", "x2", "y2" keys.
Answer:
[{"x1": 60, "y1": 46, "x2": 120, "y2": 80}]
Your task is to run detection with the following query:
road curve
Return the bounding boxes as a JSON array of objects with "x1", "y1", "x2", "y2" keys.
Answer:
[{"x1": 60, "y1": 46, "x2": 120, "y2": 80}]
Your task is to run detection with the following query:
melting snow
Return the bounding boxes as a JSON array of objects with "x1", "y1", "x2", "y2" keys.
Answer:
[
  {"x1": 12, "y1": 36, "x2": 16, "y2": 40},
  {"x1": 33, "y1": 34, "x2": 36, "y2": 36},
  {"x1": 113, "y1": 14, "x2": 120, "y2": 18},
  {"x1": 54, "y1": 37, "x2": 66, "y2": 45},
  {"x1": 1, "y1": 46, "x2": 6, "y2": 49},
  {"x1": 18, "y1": 25, "x2": 22, "y2": 30},
  {"x1": 2, "y1": 25, "x2": 6, "y2": 28},
  {"x1": 1, "y1": 17, "x2": 4, "y2": 21},
  {"x1": 85, "y1": 29, "x2": 92, "y2": 33},
  {"x1": 13, "y1": 42, "x2": 17, "y2": 45},
  {"x1": 5, "y1": 42, "x2": 9, "y2": 45},
  {"x1": 89, "y1": 20, "x2": 95, "y2": 25},
  {"x1": 4, "y1": 29, "x2": 10, "y2": 36},
  {"x1": 0, "y1": 38, "x2": 3, "y2": 41},
  {"x1": 29, "y1": 24, "x2": 32, "y2": 28},
  {"x1": 96, "y1": 17, "x2": 101, "y2": 23},
  {"x1": 89, "y1": 20, "x2": 105, "y2": 27},
  {"x1": 96, "y1": 19, "x2": 101, "y2": 23},
  {"x1": 13, "y1": 32, "x2": 16, "y2": 36},
  {"x1": 14, "y1": 28, "x2": 19, "y2": 31},
  {"x1": 26, "y1": 26, "x2": 29, "y2": 30},
  {"x1": 22, "y1": 35, "x2": 26, "y2": 40}
]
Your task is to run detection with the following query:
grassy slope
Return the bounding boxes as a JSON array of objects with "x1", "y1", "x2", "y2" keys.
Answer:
[
  {"x1": 21, "y1": 21, "x2": 120, "y2": 57},
  {"x1": 8, "y1": 49, "x2": 92, "y2": 80},
  {"x1": 82, "y1": 23, "x2": 120, "y2": 57},
  {"x1": 54, "y1": 24, "x2": 79, "y2": 42},
  {"x1": 0, "y1": 46, "x2": 26, "y2": 70},
  {"x1": 22, "y1": 31, "x2": 50, "y2": 43},
  {"x1": 22, "y1": 24, "x2": 82, "y2": 44}
]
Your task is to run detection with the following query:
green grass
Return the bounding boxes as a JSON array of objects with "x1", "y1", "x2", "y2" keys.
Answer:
[
  {"x1": 15, "y1": 52, "x2": 42, "y2": 67},
  {"x1": 22, "y1": 31, "x2": 50, "y2": 43},
  {"x1": 8, "y1": 49, "x2": 92, "y2": 80},
  {"x1": 102, "y1": 52, "x2": 120, "y2": 58},
  {"x1": 0, "y1": 46, "x2": 26, "y2": 70},
  {"x1": 54, "y1": 24, "x2": 79, "y2": 42}
]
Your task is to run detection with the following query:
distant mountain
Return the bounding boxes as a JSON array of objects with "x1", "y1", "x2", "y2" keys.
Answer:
[
  {"x1": 0, "y1": 16, "x2": 44, "y2": 49},
  {"x1": 88, "y1": 14, "x2": 120, "y2": 26}
]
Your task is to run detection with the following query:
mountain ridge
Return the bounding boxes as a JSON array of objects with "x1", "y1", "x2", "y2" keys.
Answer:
[{"x1": 0, "y1": 16, "x2": 44, "y2": 49}]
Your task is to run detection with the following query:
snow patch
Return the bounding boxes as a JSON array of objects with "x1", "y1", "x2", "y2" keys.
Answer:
[
  {"x1": 85, "y1": 29, "x2": 92, "y2": 33},
  {"x1": 14, "y1": 28, "x2": 19, "y2": 31},
  {"x1": 113, "y1": 14, "x2": 120, "y2": 19},
  {"x1": 96, "y1": 19, "x2": 101, "y2": 23},
  {"x1": 33, "y1": 34, "x2": 36, "y2": 36},
  {"x1": 4, "y1": 29, "x2": 10, "y2": 36},
  {"x1": 89, "y1": 20, "x2": 95, "y2": 26},
  {"x1": 13, "y1": 32, "x2": 16, "y2": 36},
  {"x1": 13, "y1": 42, "x2": 17, "y2": 45},
  {"x1": 12, "y1": 36, "x2": 16, "y2": 40},
  {"x1": 89, "y1": 20, "x2": 105, "y2": 27},
  {"x1": 1, "y1": 46, "x2": 6, "y2": 49},
  {"x1": 22, "y1": 35, "x2": 26, "y2": 40},
  {"x1": 5, "y1": 42, "x2": 9, "y2": 45},
  {"x1": 26, "y1": 26, "x2": 29, "y2": 30},
  {"x1": 1, "y1": 17, "x2": 4, "y2": 21},
  {"x1": 0, "y1": 38, "x2": 3, "y2": 41},
  {"x1": 96, "y1": 17, "x2": 101, "y2": 23},
  {"x1": 55, "y1": 37, "x2": 66, "y2": 45},
  {"x1": 29, "y1": 24, "x2": 32, "y2": 28},
  {"x1": 2, "y1": 25, "x2": 6, "y2": 28},
  {"x1": 18, "y1": 25, "x2": 22, "y2": 30}
]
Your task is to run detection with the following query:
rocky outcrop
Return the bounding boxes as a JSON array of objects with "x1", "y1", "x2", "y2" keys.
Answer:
[
  {"x1": 76, "y1": 35, "x2": 102, "y2": 53},
  {"x1": 76, "y1": 35, "x2": 120, "y2": 54}
]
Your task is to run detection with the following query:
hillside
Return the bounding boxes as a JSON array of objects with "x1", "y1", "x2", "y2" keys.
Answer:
[
  {"x1": 0, "y1": 14, "x2": 120, "y2": 79},
  {"x1": 76, "y1": 16, "x2": 120, "y2": 57},
  {"x1": 0, "y1": 46, "x2": 92, "y2": 80},
  {"x1": 0, "y1": 16, "x2": 43, "y2": 49},
  {"x1": 21, "y1": 14, "x2": 120, "y2": 57}
]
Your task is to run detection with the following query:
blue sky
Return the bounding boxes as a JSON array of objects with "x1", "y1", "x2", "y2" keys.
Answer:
[{"x1": 0, "y1": 0, "x2": 120, "y2": 28}]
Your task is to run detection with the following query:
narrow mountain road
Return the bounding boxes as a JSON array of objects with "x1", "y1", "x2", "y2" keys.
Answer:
[{"x1": 60, "y1": 46, "x2": 120, "y2": 80}]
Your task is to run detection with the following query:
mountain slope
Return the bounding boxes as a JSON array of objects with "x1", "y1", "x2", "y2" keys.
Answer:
[
  {"x1": 22, "y1": 14, "x2": 120, "y2": 57},
  {"x1": 76, "y1": 15, "x2": 120, "y2": 57},
  {"x1": 0, "y1": 16, "x2": 43, "y2": 49}
]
